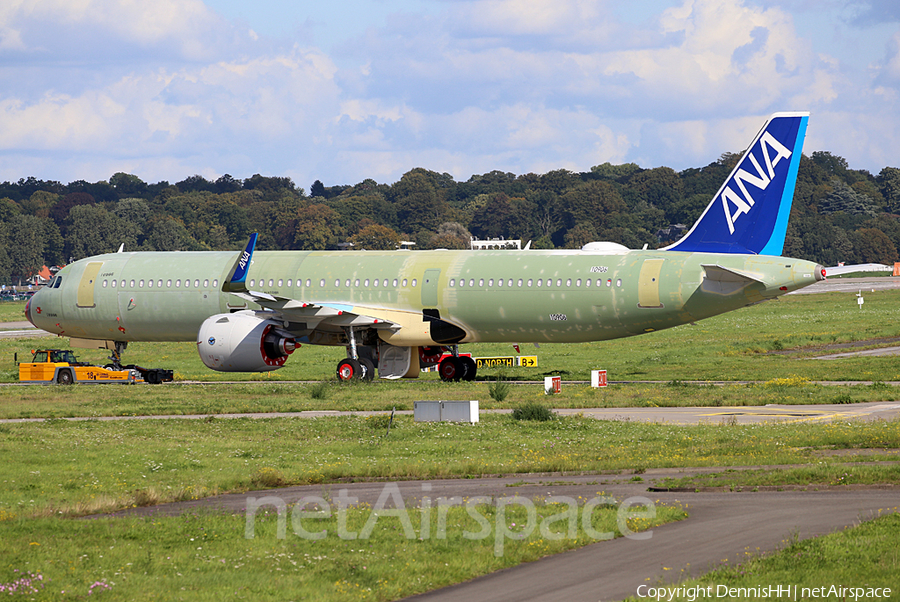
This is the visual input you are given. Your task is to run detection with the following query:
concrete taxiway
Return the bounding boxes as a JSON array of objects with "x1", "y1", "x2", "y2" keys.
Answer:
[{"x1": 4, "y1": 401, "x2": 900, "y2": 425}]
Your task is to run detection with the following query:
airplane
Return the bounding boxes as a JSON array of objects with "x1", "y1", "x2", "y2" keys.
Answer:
[{"x1": 25, "y1": 112, "x2": 824, "y2": 383}]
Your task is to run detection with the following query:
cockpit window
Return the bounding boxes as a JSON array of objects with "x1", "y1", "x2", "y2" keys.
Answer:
[
  {"x1": 50, "y1": 350, "x2": 75, "y2": 363},
  {"x1": 53, "y1": 276, "x2": 62, "y2": 289}
]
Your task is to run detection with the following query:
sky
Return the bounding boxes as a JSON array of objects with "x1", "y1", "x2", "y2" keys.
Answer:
[{"x1": 0, "y1": 0, "x2": 898, "y2": 192}]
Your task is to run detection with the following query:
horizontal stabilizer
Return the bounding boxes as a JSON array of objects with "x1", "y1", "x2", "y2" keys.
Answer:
[{"x1": 701, "y1": 264, "x2": 764, "y2": 295}]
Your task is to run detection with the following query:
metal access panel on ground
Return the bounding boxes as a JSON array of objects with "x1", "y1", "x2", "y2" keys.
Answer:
[{"x1": 413, "y1": 400, "x2": 479, "y2": 423}]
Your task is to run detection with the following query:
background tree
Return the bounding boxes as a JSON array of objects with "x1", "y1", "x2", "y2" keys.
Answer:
[
  {"x1": 350, "y1": 223, "x2": 400, "y2": 250},
  {"x1": 429, "y1": 222, "x2": 471, "y2": 249},
  {"x1": 878, "y1": 167, "x2": 900, "y2": 213}
]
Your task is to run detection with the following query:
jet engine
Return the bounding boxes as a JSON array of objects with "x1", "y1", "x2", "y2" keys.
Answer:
[{"x1": 197, "y1": 312, "x2": 297, "y2": 372}]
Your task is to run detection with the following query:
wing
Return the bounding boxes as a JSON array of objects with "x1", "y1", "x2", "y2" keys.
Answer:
[{"x1": 221, "y1": 236, "x2": 429, "y2": 345}]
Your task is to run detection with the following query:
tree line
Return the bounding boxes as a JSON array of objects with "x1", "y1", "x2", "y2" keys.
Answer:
[{"x1": 1, "y1": 152, "x2": 899, "y2": 284}]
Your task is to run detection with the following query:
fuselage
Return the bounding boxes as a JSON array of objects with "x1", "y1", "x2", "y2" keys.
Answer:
[{"x1": 26, "y1": 248, "x2": 824, "y2": 346}]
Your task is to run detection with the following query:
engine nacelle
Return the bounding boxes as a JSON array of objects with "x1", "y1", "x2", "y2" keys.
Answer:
[{"x1": 197, "y1": 312, "x2": 297, "y2": 372}]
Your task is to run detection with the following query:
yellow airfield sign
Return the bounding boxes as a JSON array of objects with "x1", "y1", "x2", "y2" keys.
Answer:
[{"x1": 475, "y1": 356, "x2": 538, "y2": 369}]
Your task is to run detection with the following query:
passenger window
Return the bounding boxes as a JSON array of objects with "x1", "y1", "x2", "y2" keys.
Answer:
[
  {"x1": 537, "y1": 279, "x2": 542, "y2": 287},
  {"x1": 355, "y1": 279, "x2": 360, "y2": 287},
  {"x1": 121, "y1": 280, "x2": 126, "y2": 288},
  {"x1": 527, "y1": 279, "x2": 533, "y2": 287},
  {"x1": 585, "y1": 279, "x2": 591, "y2": 287},
  {"x1": 450, "y1": 279, "x2": 456, "y2": 286},
  {"x1": 306, "y1": 279, "x2": 311, "y2": 287},
  {"x1": 158, "y1": 280, "x2": 163, "y2": 288},
  {"x1": 412, "y1": 279, "x2": 417, "y2": 287},
  {"x1": 402, "y1": 279, "x2": 408, "y2": 287},
  {"x1": 139, "y1": 280, "x2": 144, "y2": 288},
  {"x1": 469, "y1": 279, "x2": 474, "y2": 287},
  {"x1": 335, "y1": 279, "x2": 340, "y2": 287},
  {"x1": 616, "y1": 278, "x2": 622, "y2": 287},
  {"x1": 194, "y1": 280, "x2": 200, "y2": 288},
  {"x1": 148, "y1": 280, "x2": 153, "y2": 288},
  {"x1": 459, "y1": 279, "x2": 465, "y2": 288},
  {"x1": 479, "y1": 279, "x2": 484, "y2": 287},
  {"x1": 496, "y1": 279, "x2": 502, "y2": 287},
  {"x1": 175, "y1": 279, "x2": 181, "y2": 288},
  {"x1": 364, "y1": 279, "x2": 370, "y2": 287},
  {"x1": 393, "y1": 279, "x2": 398, "y2": 287},
  {"x1": 558, "y1": 279, "x2": 563, "y2": 287},
  {"x1": 576, "y1": 279, "x2": 581, "y2": 287},
  {"x1": 268, "y1": 279, "x2": 274, "y2": 287},
  {"x1": 517, "y1": 279, "x2": 523, "y2": 287},
  {"x1": 204, "y1": 279, "x2": 209, "y2": 287},
  {"x1": 605, "y1": 279, "x2": 611, "y2": 287},
  {"x1": 279, "y1": 279, "x2": 284, "y2": 287},
  {"x1": 103, "y1": 280, "x2": 108, "y2": 288}
]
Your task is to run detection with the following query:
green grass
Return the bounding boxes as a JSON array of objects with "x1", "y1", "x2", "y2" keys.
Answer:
[
  {"x1": 622, "y1": 512, "x2": 900, "y2": 601},
  {"x1": 0, "y1": 501, "x2": 684, "y2": 601},
  {"x1": 659, "y1": 464, "x2": 900, "y2": 490},
  {"x1": 2, "y1": 415, "x2": 899, "y2": 519},
  {"x1": 0, "y1": 300, "x2": 28, "y2": 323}
]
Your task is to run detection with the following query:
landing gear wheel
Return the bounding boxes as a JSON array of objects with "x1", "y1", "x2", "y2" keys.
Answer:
[
  {"x1": 337, "y1": 358, "x2": 362, "y2": 381},
  {"x1": 359, "y1": 358, "x2": 375, "y2": 381},
  {"x1": 57, "y1": 370, "x2": 74, "y2": 385},
  {"x1": 460, "y1": 356, "x2": 477, "y2": 381},
  {"x1": 439, "y1": 356, "x2": 462, "y2": 382}
]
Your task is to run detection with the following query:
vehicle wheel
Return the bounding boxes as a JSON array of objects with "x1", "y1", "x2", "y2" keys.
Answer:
[
  {"x1": 460, "y1": 356, "x2": 477, "y2": 381},
  {"x1": 439, "y1": 356, "x2": 460, "y2": 382},
  {"x1": 359, "y1": 358, "x2": 376, "y2": 381},
  {"x1": 57, "y1": 370, "x2": 74, "y2": 385},
  {"x1": 336, "y1": 358, "x2": 362, "y2": 381}
]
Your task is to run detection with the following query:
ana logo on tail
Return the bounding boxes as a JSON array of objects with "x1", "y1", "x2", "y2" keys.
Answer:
[
  {"x1": 664, "y1": 112, "x2": 809, "y2": 256},
  {"x1": 721, "y1": 131, "x2": 792, "y2": 234}
]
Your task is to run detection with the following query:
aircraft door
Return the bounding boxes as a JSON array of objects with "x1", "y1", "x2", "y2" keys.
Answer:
[
  {"x1": 422, "y1": 269, "x2": 440, "y2": 307},
  {"x1": 637, "y1": 259, "x2": 664, "y2": 309},
  {"x1": 76, "y1": 262, "x2": 103, "y2": 308}
]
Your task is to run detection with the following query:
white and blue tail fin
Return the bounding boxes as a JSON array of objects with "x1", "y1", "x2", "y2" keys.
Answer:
[{"x1": 663, "y1": 112, "x2": 809, "y2": 256}]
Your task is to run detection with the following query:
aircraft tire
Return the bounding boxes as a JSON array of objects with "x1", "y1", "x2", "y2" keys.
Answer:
[
  {"x1": 439, "y1": 356, "x2": 461, "y2": 382},
  {"x1": 460, "y1": 356, "x2": 477, "y2": 381},
  {"x1": 337, "y1": 358, "x2": 362, "y2": 381},
  {"x1": 57, "y1": 369, "x2": 74, "y2": 385},
  {"x1": 359, "y1": 358, "x2": 375, "y2": 381}
]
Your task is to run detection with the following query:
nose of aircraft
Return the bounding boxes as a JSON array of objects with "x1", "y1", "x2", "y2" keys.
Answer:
[{"x1": 24, "y1": 297, "x2": 35, "y2": 327}]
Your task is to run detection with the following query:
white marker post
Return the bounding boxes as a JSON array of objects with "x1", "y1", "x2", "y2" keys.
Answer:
[{"x1": 591, "y1": 370, "x2": 608, "y2": 388}]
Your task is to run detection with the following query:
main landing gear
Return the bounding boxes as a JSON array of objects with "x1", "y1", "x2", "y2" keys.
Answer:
[{"x1": 438, "y1": 348, "x2": 476, "y2": 382}]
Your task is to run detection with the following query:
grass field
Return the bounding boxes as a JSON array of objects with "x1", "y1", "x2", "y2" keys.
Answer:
[{"x1": 2, "y1": 288, "x2": 900, "y2": 600}]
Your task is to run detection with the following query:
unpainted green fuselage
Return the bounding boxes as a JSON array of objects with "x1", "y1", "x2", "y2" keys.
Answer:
[{"x1": 28, "y1": 248, "x2": 822, "y2": 346}]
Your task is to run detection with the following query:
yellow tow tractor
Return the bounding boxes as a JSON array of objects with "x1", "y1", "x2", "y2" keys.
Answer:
[{"x1": 17, "y1": 349, "x2": 173, "y2": 385}]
